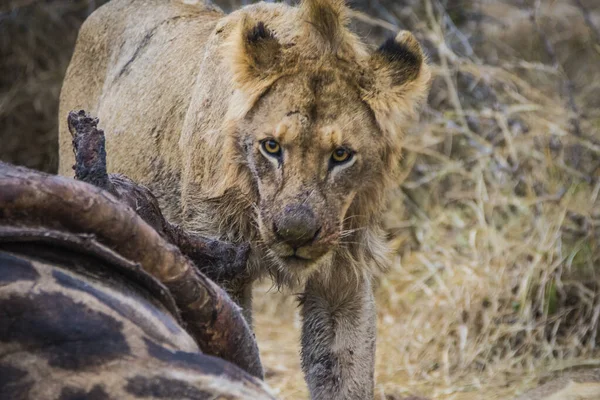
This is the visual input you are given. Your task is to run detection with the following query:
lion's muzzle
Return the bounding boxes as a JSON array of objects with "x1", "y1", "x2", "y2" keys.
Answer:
[
  {"x1": 263, "y1": 201, "x2": 339, "y2": 268},
  {"x1": 274, "y1": 204, "x2": 320, "y2": 251}
]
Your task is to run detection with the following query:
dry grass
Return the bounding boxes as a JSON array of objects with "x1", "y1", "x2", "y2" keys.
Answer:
[
  {"x1": 1, "y1": 0, "x2": 599, "y2": 399},
  {"x1": 0, "y1": 0, "x2": 109, "y2": 172}
]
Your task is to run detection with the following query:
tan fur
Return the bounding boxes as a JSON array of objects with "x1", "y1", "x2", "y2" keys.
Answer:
[{"x1": 58, "y1": 1, "x2": 430, "y2": 398}]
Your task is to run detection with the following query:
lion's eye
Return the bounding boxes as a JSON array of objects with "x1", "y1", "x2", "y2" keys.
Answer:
[
  {"x1": 331, "y1": 147, "x2": 353, "y2": 164},
  {"x1": 262, "y1": 139, "x2": 281, "y2": 156}
]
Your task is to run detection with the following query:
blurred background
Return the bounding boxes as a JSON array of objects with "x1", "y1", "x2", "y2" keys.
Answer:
[{"x1": 1, "y1": 0, "x2": 599, "y2": 398}]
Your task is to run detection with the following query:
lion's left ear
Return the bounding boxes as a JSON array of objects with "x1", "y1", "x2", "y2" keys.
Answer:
[
  {"x1": 361, "y1": 31, "x2": 431, "y2": 138},
  {"x1": 230, "y1": 18, "x2": 283, "y2": 94}
]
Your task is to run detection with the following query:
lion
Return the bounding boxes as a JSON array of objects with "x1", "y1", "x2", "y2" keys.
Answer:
[{"x1": 58, "y1": 0, "x2": 431, "y2": 398}]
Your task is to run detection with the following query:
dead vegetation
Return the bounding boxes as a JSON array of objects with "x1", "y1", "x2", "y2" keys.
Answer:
[
  {"x1": 0, "y1": 0, "x2": 110, "y2": 172},
  {"x1": 1, "y1": 0, "x2": 599, "y2": 399}
]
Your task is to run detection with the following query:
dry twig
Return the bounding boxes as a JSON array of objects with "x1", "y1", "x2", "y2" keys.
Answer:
[
  {"x1": 574, "y1": 0, "x2": 600, "y2": 47},
  {"x1": 530, "y1": 0, "x2": 583, "y2": 139}
]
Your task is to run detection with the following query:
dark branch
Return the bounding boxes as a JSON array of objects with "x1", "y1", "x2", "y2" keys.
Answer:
[
  {"x1": 574, "y1": 0, "x2": 600, "y2": 46},
  {"x1": 529, "y1": 4, "x2": 582, "y2": 138},
  {"x1": 66, "y1": 110, "x2": 250, "y2": 285}
]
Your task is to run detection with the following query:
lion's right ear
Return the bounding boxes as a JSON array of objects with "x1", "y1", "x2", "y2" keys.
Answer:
[{"x1": 230, "y1": 18, "x2": 283, "y2": 93}]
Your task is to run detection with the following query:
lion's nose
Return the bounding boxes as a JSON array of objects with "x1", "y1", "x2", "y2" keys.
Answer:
[{"x1": 274, "y1": 204, "x2": 319, "y2": 249}]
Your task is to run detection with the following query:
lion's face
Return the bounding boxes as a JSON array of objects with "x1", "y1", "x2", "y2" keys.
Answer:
[
  {"x1": 239, "y1": 74, "x2": 386, "y2": 270},
  {"x1": 223, "y1": 1, "x2": 431, "y2": 275}
]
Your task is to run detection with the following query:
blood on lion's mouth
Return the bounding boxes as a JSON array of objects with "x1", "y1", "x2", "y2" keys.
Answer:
[
  {"x1": 282, "y1": 253, "x2": 315, "y2": 268},
  {"x1": 267, "y1": 237, "x2": 331, "y2": 267},
  {"x1": 286, "y1": 254, "x2": 310, "y2": 262}
]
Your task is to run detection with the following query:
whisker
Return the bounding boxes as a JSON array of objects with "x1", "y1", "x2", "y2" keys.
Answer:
[
  {"x1": 341, "y1": 214, "x2": 367, "y2": 223},
  {"x1": 338, "y1": 241, "x2": 363, "y2": 246}
]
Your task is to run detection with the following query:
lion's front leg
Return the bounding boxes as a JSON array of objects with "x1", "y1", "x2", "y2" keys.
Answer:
[
  {"x1": 300, "y1": 271, "x2": 376, "y2": 400},
  {"x1": 230, "y1": 281, "x2": 254, "y2": 327}
]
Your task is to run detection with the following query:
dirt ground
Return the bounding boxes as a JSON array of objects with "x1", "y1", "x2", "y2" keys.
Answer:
[{"x1": 1, "y1": 0, "x2": 599, "y2": 399}]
